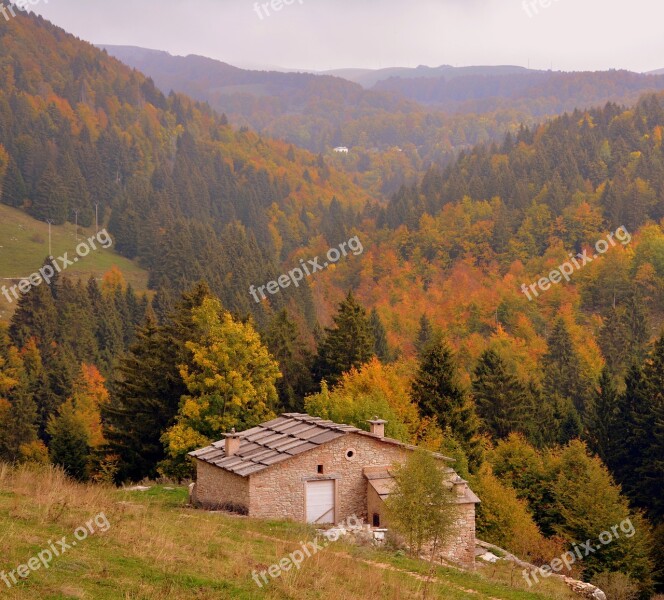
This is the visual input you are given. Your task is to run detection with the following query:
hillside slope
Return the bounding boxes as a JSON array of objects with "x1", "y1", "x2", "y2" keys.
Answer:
[
  {"x1": 0, "y1": 204, "x2": 149, "y2": 320},
  {"x1": 0, "y1": 12, "x2": 375, "y2": 329},
  {"x1": 0, "y1": 464, "x2": 576, "y2": 599}
]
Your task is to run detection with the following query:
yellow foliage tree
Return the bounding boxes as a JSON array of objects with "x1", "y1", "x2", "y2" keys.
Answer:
[{"x1": 162, "y1": 297, "x2": 280, "y2": 475}]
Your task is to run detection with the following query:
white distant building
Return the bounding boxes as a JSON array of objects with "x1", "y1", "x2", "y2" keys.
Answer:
[{"x1": 334, "y1": 146, "x2": 349, "y2": 153}]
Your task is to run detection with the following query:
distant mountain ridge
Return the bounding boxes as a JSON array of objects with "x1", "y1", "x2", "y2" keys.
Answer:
[
  {"x1": 98, "y1": 45, "x2": 664, "y2": 164},
  {"x1": 100, "y1": 45, "x2": 364, "y2": 98},
  {"x1": 319, "y1": 64, "x2": 538, "y2": 88}
]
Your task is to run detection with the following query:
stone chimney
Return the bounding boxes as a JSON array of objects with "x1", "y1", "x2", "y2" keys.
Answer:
[
  {"x1": 367, "y1": 416, "x2": 387, "y2": 438},
  {"x1": 452, "y1": 475, "x2": 467, "y2": 498},
  {"x1": 224, "y1": 428, "x2": 242, "y2": 457}
]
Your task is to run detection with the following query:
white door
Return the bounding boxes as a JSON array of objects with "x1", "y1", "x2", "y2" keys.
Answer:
[{"x1": 306, "y1": 480, "x2": 335, "y2": 524}]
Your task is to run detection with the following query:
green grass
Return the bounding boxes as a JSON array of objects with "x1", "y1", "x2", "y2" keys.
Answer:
[
  {"x1": 0, "y1": 464, "x2": 576, "y2": 600},
  {"x1": 0, "y1": 204, "x2": 148, "y2": 321}
]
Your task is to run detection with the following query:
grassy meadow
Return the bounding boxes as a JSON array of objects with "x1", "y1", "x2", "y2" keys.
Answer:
[
  {"x1": 0, "y1": 205, "x2": 148, "y2": 321},
  {"x1": 0, "y1": 464, "x2": 578, "y2": 599}
]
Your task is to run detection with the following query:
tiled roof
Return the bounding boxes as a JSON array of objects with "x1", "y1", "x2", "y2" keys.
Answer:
[
  {"x1": 189, "y1": 414, "x2": 358, "y2": 477},
  {"x1": 189, "y1": 413, "x2": 453, "y2": 477}
]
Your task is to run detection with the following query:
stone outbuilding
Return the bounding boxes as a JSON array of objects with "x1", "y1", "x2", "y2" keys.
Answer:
[{"x1": 189, "y1": 413, "x2": 480, "y2": 565}]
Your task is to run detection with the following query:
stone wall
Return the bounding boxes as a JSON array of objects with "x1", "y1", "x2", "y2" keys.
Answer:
[
  {"x1": 371, "y1": 481, "x2": 476, "y2": 566},
  {"x1": 438, "y1": 502, "x2": 476, "y2": 566},
  {"x1": 192, "y1": 459, "x2": 250, "y2": 512},
  {"x1": 249, "y1": 432, "x2": 409, "y2": 522}
]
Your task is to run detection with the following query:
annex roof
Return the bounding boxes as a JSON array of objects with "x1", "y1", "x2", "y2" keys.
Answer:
[{"x1": 365, "y1": 468, "x2": 480, "y2": 505}]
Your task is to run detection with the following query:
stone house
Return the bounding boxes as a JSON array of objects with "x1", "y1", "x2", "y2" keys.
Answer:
[{"x1": 189, "y1": 413, "x2": 480, "y2": 565}]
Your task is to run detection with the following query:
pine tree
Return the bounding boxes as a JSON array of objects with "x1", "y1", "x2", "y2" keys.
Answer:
[
  {"x1": 598, "y1": 307, "x2": 629, "y2": 376},
  {"x1": 609, "y1": 365, "x2": 649, "y2": 511},
  {"x1": 87, "y1": 277, "x2": 124, "y2": 373},
  {"x1": 54, "y1": 278, "x2": 99, "y2": 366},
  {"x1": 411, "y1": 338, "x2": 483, "y2": 470},
  {"x1": 47, "y1": 400, "x2": 90, "y2": 481},
  {"x1": 9, "y1": 267, "x2": 58, "y2": 351},
  {"x1": 29, "y1": 163, "x2": 69, "y2": 224},
  {"x1": 103, "y1": 284, "x2": 210, "y2": 482},
  {"x1": 542, "y1": 319, "x2": 589, "y2": 427},
  {"x1": 626, "y1": 333, "x2": 664, "y2": 522},
  {"x1": 414, "y1": 314, "x2": 435, "y2": 355},
  {"x1": 313, "y1": 291, "x2": 375, "y2": 386},
  {"x1": 264, "y1": 309, "x2": 313, "y2": 412},
  {"x1": 586, "y1": 367, "x2": 620, "y2": 464},
  {"x1": 369, "y1": 308, "x2": 391, "y2": 362},
  {"x1": 103, "y1": 314, "x2": 182, "y2": 482},
  {"x1": 0, "y1": 376, "x2": 39, "y2": 462},
  {"x1": 623, "y1": 294, "x2": 650, "y2": 366},
  {"x1": 472, "y1": 349, "x2": 530, "y2": 439}
]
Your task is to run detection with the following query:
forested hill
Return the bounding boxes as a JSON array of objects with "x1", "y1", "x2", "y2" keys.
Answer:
[
  {"x1": 366, "y1": 94, "x2": 664, "y2": 358},
  {"x1": 0, "y1": 12, "x2": 372, "y2": 329},
  {"x1": 374, "y1": 69, "x2": 664, "y2": 114},
  {"x1": 102, "y1": 45, "x2": 664, "y2": 195}
]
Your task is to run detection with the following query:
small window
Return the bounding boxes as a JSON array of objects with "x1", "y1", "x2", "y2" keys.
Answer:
[
  {"x1": 317, "y1": 464, "x2": 324, "y2": 474},
  {"x1": 345, "y1": 448, "x2": 356, "y2": 461},
  {"x1": 372, "y1": 513, "x2": 380, "y2": 527}
]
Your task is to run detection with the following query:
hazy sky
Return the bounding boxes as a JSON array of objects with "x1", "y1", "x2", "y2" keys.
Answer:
[{"x1": 27, "y1": 0, "x2": 664, "y2": 73}]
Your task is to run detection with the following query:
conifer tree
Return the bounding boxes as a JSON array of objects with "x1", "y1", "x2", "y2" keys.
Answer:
[
  {"x1": 598, "y1": 307, "x2": 629, "y2": 376},
  {"x1": 103, "y1": 313, "x2": 182, "y2": 482},
  {"x1": 542, "y1": 319, "x2": 589, "y2": 428},
  {"x1": 0, "y1": 376, "x2": 39, "y2": 462},
  {"x1": 411, "y1": 338, "x2": 483, "y2": 470},
  {"x1": 9, "y1": 267, "x2": 57, "y2": 351},
  {"x1": 369, "y1": 307, "x2": 391, "y2": 362},
  {"x1": 55, "y1": 278, "x2": 99, "y2": 366},
  {"x1": 621, "y1": 333, "x2": 664, "y2": 522},
  {"x1": 47, "y1": 400, "x2": 90, "y2": 481},
  {"x1": 609, "y1": 364, "x2": 647, "y2": 506},
  {"x1": 87, "y1": 277, "x2": 124, "y2": 373},
  {"x1": 586, "y1": 367, "x2": 620, "y2": 465},
  {"x1": 414, "y1": 314, "x2": 435, "y2": 355},
  {"x1": 313, "y1": 291, "x2": 374, "y2": 386},
  {"x1": 472, "y1": 348, "x2": 530, "y2": 439},
  {"x1": 103, "y1": 283, "x2": 210, "y2": 481},
  {"x1": 264, "y1": 309, "x2": 313, "y2": 412},
  {"x1": 29, "y1": 163, "x2": 69, "y2": 224}
]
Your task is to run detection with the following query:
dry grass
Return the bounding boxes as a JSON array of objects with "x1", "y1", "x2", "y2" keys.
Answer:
[{"x1": 0, "y1": 463, "x2": 576, "y2": 599}]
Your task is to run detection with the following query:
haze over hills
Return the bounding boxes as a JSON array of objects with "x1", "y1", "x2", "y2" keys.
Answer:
[
  {"x1": 100, "y1": 44, "x2": 664, "y2": 199},
  {"x1": 320, "y1": 64, "x2": 538, "y2": 89}
]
